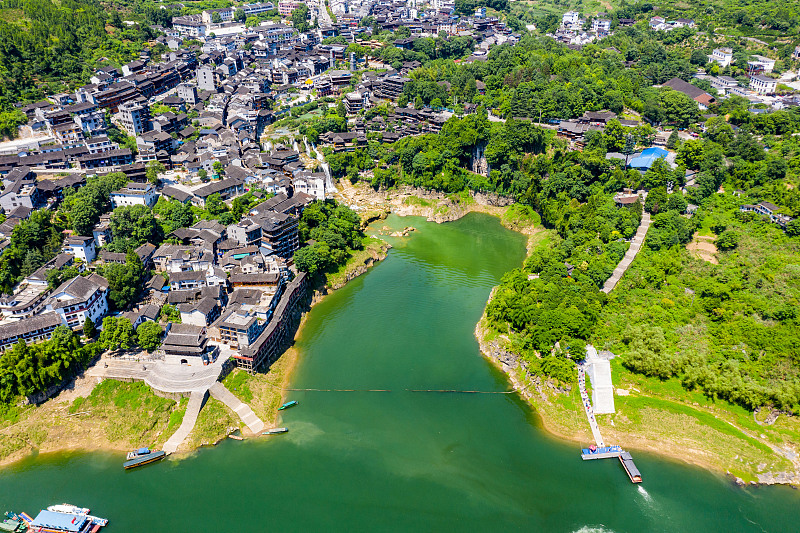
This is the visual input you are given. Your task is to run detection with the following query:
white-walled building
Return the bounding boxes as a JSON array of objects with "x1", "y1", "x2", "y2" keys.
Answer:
[
  {"x1": 63, "y1": 236, "x2": 97, "y2": 263},
  {"x1": 749, "y1": 75, "x2": 777, "y2": 95},
  {"x1": 46, "y1": 274, "x2": 109, "y2": 328},
  {"x1": 110, "y1": 182, "x2": 158, "y2": 208},
  {"x1": 711, "y1": 48, "x2": 733, "y2": 68}
]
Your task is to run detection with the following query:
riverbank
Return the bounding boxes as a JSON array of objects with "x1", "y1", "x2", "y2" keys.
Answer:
[
  {"x1": 335, "y1": 179, "x2": 800, "y2": 486},
  {"x1": 0, "y1": 228, "x2": 391, "y2": 467},
  {"x1": 475, "y1": 289, "x2": 800, "y2": 486}
]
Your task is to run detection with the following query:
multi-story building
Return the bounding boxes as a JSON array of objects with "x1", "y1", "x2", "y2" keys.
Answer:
[
  {"x1": 63, "y1": 235, "x2": 97, "y2": 263},
  {"x1": 118, "y1": 100, "x2": 151, "y2": 135},
  {"x1": 110, "y1": 182, "x2": 158, "y2": 208},
  {"x1": 173, "y1": 15, "x2": 207, "y2": 37},
  {"x1": 711, "y1": 48, "x2": 733, "y2": 68},
  {"x1": 278, "y1": 0, "x2": 302, "y2": 16},
  {"x1": 212, "y1": 308, "x2": 265, "y2": 349},
  {"x1": 228, "y1": 220, "x2": 262, "y2": 247},
  {"x1": 196, "y1": 66, "x2": 219, "y2": 93},
  {"x1": 46, "y1": 273, "x2": 109, "y2": 328},
  {"x1": 177, "y1": 83, "x2": 199, "y2": 104},
  {"x1": 749, "y1": 75, "x2": 777, "y2": 95},
  {"x1": 0, "y1": 312, "x2": 64, "y2": 352},
  {"x1": 256, "y1": 211, "x2": 299, "y2": 258}
]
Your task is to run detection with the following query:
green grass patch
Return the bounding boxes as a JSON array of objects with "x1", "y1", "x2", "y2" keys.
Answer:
[
  {"x1": 325, "y1": 236, "x2": 387, "y2": 289},
  {"x1": 68, "y1": 396, "x2": 85, "y2": 414},
  {"x1": 402, "y1": 195, "x2": 435, "y2": 208},
  {"x1": 86, "y1": 380, "x2": 177, "y2": 446},
  {"x1": 618, "y1": 395, "x2": 773, "y2": 455},
  {"x1": 188, "y1": 397, "x2": 238, "y2": 447},
  {"x1": 223, "y1": 369, "x2": 254, "y2": 403},
  {"x1": 502, "y1": 203, "x2": 541, "y2": 230},
  {"x1": 166, "y1": 397, "x2": 188, "y2": 435}
]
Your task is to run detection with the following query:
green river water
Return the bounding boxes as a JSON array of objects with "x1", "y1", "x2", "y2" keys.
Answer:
[{"x1": 2, "y1": 213, "x2": 799, "y2": 532}]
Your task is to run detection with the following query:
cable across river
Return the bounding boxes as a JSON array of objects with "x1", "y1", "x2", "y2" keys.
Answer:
[{"x1": 284, "y1": 388, "x2": 515, "y2": 394}]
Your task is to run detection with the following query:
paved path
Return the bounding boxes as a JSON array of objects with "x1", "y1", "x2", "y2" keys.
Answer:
[
  {"x1": 163, "y1": 390, "x2": 207, "y2": 454},
  {"x1": 578, "y1": 366, "x2": 605, "y2": 447},
  {"x1": 602, "y1": 213, "x2": 651, "y2": 293},
  {"x1": 87, "y1": 353, "x2": 231, "y2": 394},
  {"x1": 209, "y1": 382, "x2": 265, "y2": 434}
]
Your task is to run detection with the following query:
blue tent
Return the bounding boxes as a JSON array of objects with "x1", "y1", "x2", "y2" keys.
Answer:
[{"x1": 629, "y1": 147, "x2": 669, "y2": 170}]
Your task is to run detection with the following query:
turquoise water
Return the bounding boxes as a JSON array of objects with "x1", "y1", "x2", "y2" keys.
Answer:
[{"x1": 1, "y1": 213, "x2": 799, "y2": 532}]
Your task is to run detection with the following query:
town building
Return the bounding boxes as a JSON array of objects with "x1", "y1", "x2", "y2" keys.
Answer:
[
  {"x1": 749, "y1": 75, "x2": 777, "y2": 95},
  {"x1": 63, "y1": 235, "x2": 97, "y2": 263},
  {"x1": 45, "y1": 273, "x2": 109, "y2": 328},
  {"x1": 110, "y1": 182, "x2": 158, "y2": 208}
]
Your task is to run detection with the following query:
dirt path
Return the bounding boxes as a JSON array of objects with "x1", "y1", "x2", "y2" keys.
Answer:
[{"x1": 687, "y1": 233, "x2": 718, "y2": 264}]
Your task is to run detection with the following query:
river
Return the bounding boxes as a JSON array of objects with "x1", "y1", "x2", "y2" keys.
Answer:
[{"x1": 1, "y1": 213, "x2": 799, "y2": 532}]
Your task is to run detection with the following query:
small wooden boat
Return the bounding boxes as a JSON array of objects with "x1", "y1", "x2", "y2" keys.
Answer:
[
  {"x1": 278, "y1": 400, "x2": 298, "y2": 410},
  {"x1": 123, "y1": 449, "x2": 166, "y2": 469},
  {"x1": 263, "y1": 427, "x2": 288, "y2": 435},
  {"x1": 228, "y1": 434, "x2": 244, "y2": 440}
]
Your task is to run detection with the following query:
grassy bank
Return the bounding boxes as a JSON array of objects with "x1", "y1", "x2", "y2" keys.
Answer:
[
  {"x1": 0, "y1": 379, "x2": 186, "y2": 465},
  {"x1": 222, "y1": 344, "x2": 299, "y2": 429},
  {"x1": 325, "y1": 235, "x2": 390, "y2": 290}
]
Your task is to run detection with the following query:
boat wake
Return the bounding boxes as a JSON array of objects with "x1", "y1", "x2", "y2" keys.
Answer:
[
  {"x1": 571, "y1": 526, "x2": 616, "y2": 533},
  {"x1": 637, "y1": 486, "x2": 652, "y2": 501}
]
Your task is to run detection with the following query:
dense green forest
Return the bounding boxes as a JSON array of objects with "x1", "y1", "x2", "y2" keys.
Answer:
[
  {"x1": 0, "y1": 0, "x2": 151, "y2": 110},
  {"x1": 0, "y1": 326, "x2": 102, "y2": 407}
]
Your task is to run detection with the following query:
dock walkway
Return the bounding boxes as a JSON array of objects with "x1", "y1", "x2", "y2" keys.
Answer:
[
  {"x1": 209, "y1": 382, "x2": 266, "y2": 434},
  {"x1": 163, "y1": 390, "x2": 207, "y2": 454},
  {"x1": 602, "y1": 213, "x2": 651, "y2": 293},
  {"x1": 578, "y1": 365, "x2": 604, "y2": 447}
]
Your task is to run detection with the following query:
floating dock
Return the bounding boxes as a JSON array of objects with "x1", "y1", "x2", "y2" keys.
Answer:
[{"x1": 581, "y1": 445, "x2": 622, "y2": 460}]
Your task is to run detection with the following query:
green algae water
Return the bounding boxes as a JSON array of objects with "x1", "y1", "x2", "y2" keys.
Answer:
[{"x1": 2, "y1": 212, "x2": 800, "y2": 532}]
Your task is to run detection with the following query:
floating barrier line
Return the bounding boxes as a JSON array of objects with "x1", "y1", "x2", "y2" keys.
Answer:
[{"x1": 284, "y1": 388, "x2": 513, "y2": 394}]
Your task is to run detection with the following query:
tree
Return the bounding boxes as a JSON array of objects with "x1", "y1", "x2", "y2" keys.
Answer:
[
  {"x1": 666, "y1": 129, "x2": 680, "y2": 150},
  {"x1": 690, "y1": 49, "x2": 709, "y2": 66},
  {"x1": 245, "y1": 16, "x2": 259, "y2": 27},
  {"x1": 716, "y1": 230, "x2": 740, "y2": 251},
  {"x1": 160, "y1": 304, "x2": 181, "y2": 323},
  {"x1": 211, "y1": 11, "x2": 222, "y2": 23},
  {"x1": 212, "y1": 161, "x2": 224, "y2": 177},
  {"x1": 110, "y1": 204, "x2": 163, "y2": 246},
  {"x1": 291, "y1": 4, "x2": 310, "y2": 32},
  {"x1": 101, "y1": 251, "x2": 146, "y2": 310},
  {"x1": 146, "y1": 161, "x2": 165, "y2": 185},
  {"x1": 205, "y1": 193, "x2": 228, "y2": 216},
  {"x1": 234, "y1": 8, "x2": 246, "y2": 22},
  {"x1": 136, "y1": 321, "x2": 164, "y2": 352},
  {"x1": 99, "y1": 317, "x2": 135, "y2": 351},
  {"x1": 198, "y1": 169, "x2": 209, "y2": 182},
  {"x1": 786, "y1": 219, "x2": 800, "y2": 237},
  {"x1": 83, "y1": 317, "x2": 97, "y2": 339},
  {"x1": 603, "y1": 119, "x2": 626, "y2": 152}
]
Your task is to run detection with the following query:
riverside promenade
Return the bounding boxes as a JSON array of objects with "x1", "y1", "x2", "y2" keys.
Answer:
[
  {"x1": 602, "y1": 213, "x2": 651, "y2": 293},
  {"x1": 88, "y1": 352, "x2": 265, "y2": 453}
]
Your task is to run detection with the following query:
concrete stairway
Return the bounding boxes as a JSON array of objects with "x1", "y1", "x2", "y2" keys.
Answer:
[
  {"x1": 602, "y1": 213, "x2": 651, "y2": 293},
  {"x1": 163, "y1": 390, "x2": 207, "y2": 454},
  {"x1": 209, "y1": 382, "x2": 265, "y2": 434}
]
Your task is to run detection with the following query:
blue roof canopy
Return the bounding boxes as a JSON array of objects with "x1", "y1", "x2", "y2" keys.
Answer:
[
  {"x1": 31, "y1": 510, "x2": 88, "y2": 532},
  {"x1": 629, "y1": 146, "x2": 669, "y2": 170}
]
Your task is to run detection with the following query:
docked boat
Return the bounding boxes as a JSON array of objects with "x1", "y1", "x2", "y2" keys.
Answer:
[
  {"x1": 228, "y1": 434, "x2": 244, "y2": 441},
  {"x1": 263, "y1": 427, "x2": 288, "y2": 435},
  {"x1": 619, "y1": 451, "x2": 643, "y2": 483},
  {"x1": 123, "y1": 449, "x2": 166, "y2": 469},
  {"x1": 29, "y1": 506, "x2": 108, "y2": 532},
  {"x1": 47, "y1": 505, "x2": 90, "y2": 516},
  {"x1": 278, "y1": 400, "x2": 298, "y2": 410}
]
